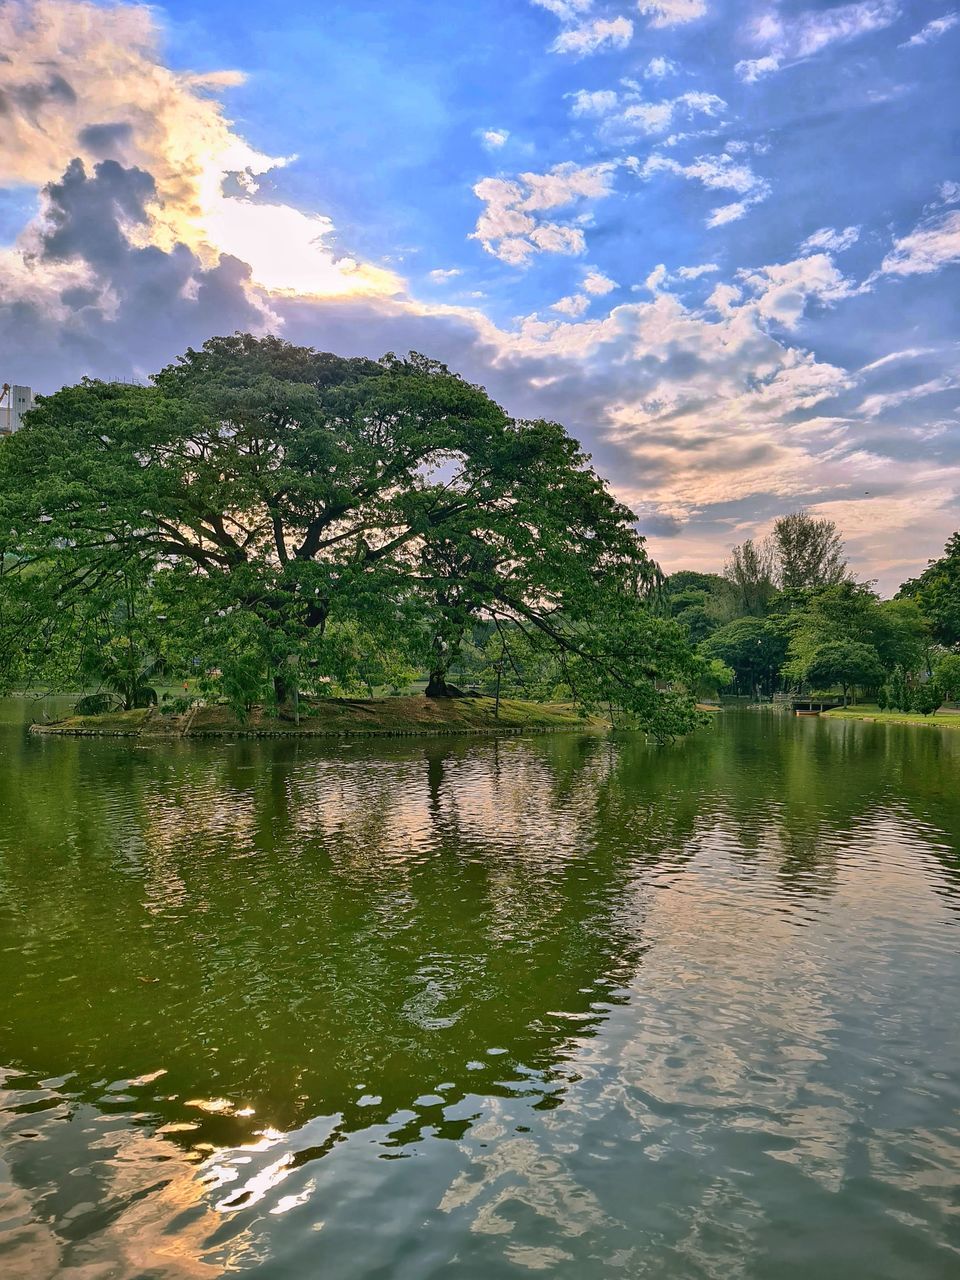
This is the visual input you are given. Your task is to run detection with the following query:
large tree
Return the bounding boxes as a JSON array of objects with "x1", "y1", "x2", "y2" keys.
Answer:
[
  {"x1": 799, "y1": 640, "x2": 884, "y2": 707},
  {"x1": 0, "y1": 334, "x2": 701, "y2": 736}
]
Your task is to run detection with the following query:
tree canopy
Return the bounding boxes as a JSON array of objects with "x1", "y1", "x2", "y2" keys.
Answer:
[
  {"x1": 898, "y1": 532, "x2": 960, "y2": 648},
  {"x1": 0, "y1": 334, "x2": 703, "y2": 736}
]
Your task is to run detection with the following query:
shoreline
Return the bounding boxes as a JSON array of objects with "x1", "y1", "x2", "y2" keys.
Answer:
[{"x1": 28, "y1": 695, "x2": 611, "y2": 740}]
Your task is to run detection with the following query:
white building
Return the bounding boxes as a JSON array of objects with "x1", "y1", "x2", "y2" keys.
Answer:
[{"x1": 0, "y1": 384, "x2": 34, "y2": 435}]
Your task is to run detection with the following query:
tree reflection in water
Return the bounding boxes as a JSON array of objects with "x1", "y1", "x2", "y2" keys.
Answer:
[{"x1": 0, "y1": 708, "x2": 958, "y2": 1278}]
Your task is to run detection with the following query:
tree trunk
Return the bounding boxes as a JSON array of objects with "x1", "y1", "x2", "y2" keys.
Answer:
[
  {"x1": 426, "y1": 670, "x2": 453, "y2": 698},
  {"x1": 273, "y1": 673, "x2": 288, "y2": 705}
]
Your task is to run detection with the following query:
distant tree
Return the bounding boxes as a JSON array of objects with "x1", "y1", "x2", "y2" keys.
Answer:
[
  {"x1": 912, "y1": 681, "x2": 943, "y2": 716},
  {"x1": 770, "y1": 510, "x2": 849, "y2": 590},
  {"x1": 662, "y1": 570, "x2": 736, "y2": 644},
  {"x1": 899, "y1": 532, "x2": 960, "y2": 648},
  {"x1": 723, "y1": 539, "x2": 777, "y2": 615},
  {"x1": 700, "y1": 617, "x2": 788, "y2": 698},
  {"x1": 800, "y1": 639, "x2": 884, "y2": 707},
  {"x1": 784, "y1": 582, "x2": 926, "y2": 682},
  {"x1": 887, "y1": 667, "x2": 913, "y2": 713},
  {"x1": 934, "y1": 652, "x2": 960, "y2": 702}
]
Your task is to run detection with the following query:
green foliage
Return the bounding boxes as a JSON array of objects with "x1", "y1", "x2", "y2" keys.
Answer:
[
  {"x1": 662, "y1": 570, "x2": 736, "y2": 644},
  {"x1": 723, "y1": 539, "x2": 777, "y2": 616},
  {"x1": 769, "y1": 510, "x2": 849, "y2": 589},
  {"x1": 799, "y1": 639, "x2": 884, "y2": 704},
  {"x1": 899, "y1": 532, "x2": 960, "y2": 647},
  {"x1": 783, "y1": 582, "x2": 927, "y2": 689},
  {"x1": 699, "y1": 617, "x2": 788, "y2": 697},
  {"x1": 934, "y1": 652, "x2": 960, "y2": 702},
  {"x1": 887, "y1": 667, "x2": 913, "y2": 712},
  {"x1": 0, "y1": 335, "x2": 700, "y2": 738},
  {"x1": 912, "y1": 681, "x2": 943, "y2": 716}
]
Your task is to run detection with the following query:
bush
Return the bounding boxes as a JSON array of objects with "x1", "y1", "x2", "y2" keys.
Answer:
[
  {"x1": 74, "y1": 692, "x2": 118, "y2": 716},
  {"x1": 913, "y1": 682, "x2": 943, "y2": 716},
  {"x1": 876, "y1": 685, "x2": 889, "y2": 711}
]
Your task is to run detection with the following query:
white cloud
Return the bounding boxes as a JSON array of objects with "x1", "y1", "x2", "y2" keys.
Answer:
[
  {"x1": 638, "y1": 1, "x2": 708, "y2": 27},
  {"x1": 799, "y1": 225, "x2": 860, "y2": 254},
  {"x1": 583, "y1": 269, "x2": 617, "y2": 294},
  {"x1": 879, "y1": 210, "x2": 960, "y2": 276},
  {"x1": 641, "y1": 152, "x2": 766, "y2": 195},
  {"x1": 939, "y1": 180, "x2": 960, "y2": 205},
  {"x1": 568, "y1": 89, "x2": 619, "y2": 116},
  {"x1": 471, "y1": 161, "x2": 618, "y2": 264},
  {"x1": 480, "y1": 128, "x2": 510, "y2": 150},
  {"x1": 644, "y1": 55, "x2": 679, "y2": 78},
  {"x1": 735, "y1": 55, "x2": 782, "y2": 82},
  {"x1": 857, "y1": 376, "x2": 955, "y2": 417},
  {"x1": 900, "y1": 12, "x2": 958, "y2": 47},
  {"x1": 737, "y1": 254, "x2": 856, "y2": 328},
  {"x1": 551, "y1": 15, "x2": 634, "y2": 54},
  {"x1": 428, "y1": 268, "x2": 463, "y2": 282},
  {"x1": 577, "y1": 87, "x2": 726, "y2": 137},
  {"x1": 637, "y1": 151, "x2": 771, "y2": 224},
  {"x1": 707, "y1": 201, "x2": 753, "y2": 227},
  {"x1": 551, "y1": 292, "x2": 591, "y2": 315},
  {"x1": 531, "y1": 0, "x2": 592, "y2": 19},
  {"x1": 676, "y1": 262, "x2": 720, "y2": 278},
  {"x1": 738, "y1": 1, "x2": 900, "y2": 79},
  {"x1": 859, "y1": 348, "x2": 933, "y2": 373},
  {"x1": 644, "y1": 262, "x2": 669, "y2": 292}
]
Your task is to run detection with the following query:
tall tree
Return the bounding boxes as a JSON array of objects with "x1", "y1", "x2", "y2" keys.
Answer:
[
  {"x1": 770, "y1": 510, "x2": 849, "y2": 590},
  {"x1": 723, "y1": 539, "x2": 777, "y2": 615}
]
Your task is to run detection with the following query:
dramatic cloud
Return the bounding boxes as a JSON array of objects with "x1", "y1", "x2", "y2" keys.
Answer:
[
  {"x1": 900, "y1": 12, "x2": 958, "y2": 47},
  {"x1": 2, "y1": 0, "x2": 958, "y2": 589},
  {"x1": 0, "y1": 157, "x2": 273, "y2": 386},
  {"x1": 471, "y1": 162, "x2": 618, "y2": 264},
  {"x1": 0, "y1": 0, "x2": 401, "y2": 299}
]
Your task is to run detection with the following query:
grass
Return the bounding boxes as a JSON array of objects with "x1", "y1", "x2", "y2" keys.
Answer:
[
  {"x1": 32, "y1": 694, "x2": 607, "y2": 739},
  {"x1": 822, "y1": 704, "x2": 960, "y2": 729}
]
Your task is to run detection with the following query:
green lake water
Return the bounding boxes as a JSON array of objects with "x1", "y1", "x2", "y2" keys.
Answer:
[{"x1": 0, "y1": 701, "x2": 958, "y2": 1278}]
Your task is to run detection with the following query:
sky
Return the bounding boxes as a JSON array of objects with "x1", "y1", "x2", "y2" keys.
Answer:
[{"x1": 0, "y1": 0, "x2": 958, "y2": 590}]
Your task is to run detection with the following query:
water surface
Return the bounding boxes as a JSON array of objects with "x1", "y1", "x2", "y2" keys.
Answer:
[{"x1": 1, "y1": 702, "x2": 958, "y2": 1277}]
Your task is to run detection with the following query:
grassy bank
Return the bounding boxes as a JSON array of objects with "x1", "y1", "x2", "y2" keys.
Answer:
[
  {"x1": 823, "y1": 705, "x2": 960, "y2": 729},
  {"x1": 30, "y1": 695, "x2": 607, "y2": 739}
]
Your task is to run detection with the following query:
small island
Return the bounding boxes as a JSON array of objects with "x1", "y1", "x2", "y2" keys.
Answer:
[{"x1": 31, "y1": 694, "x2": 606, "y2": 738}]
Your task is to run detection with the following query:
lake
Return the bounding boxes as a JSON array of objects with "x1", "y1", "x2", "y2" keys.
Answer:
[{"x1": 1, "y1": 701, "x2": 958, "y2": 1278}]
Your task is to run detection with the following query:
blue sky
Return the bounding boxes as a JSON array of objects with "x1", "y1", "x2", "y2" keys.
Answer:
[{"x1": 1, "y1": 0, "x2": 958, "y2": 587}]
